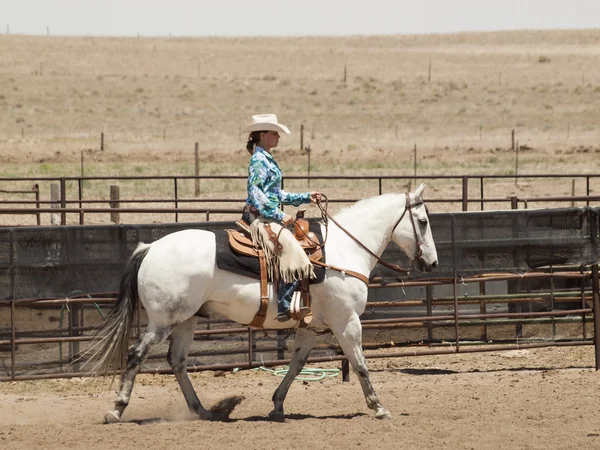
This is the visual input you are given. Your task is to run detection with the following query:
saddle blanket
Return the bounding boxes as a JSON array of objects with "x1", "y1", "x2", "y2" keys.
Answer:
[{"x1": 215, "y1": 220, "x2": 326, "y2": 284}]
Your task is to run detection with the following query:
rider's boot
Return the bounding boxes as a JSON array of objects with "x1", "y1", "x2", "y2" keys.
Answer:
[{"x1": 276, "y1": 280, "x2": 300, "y2": 322}]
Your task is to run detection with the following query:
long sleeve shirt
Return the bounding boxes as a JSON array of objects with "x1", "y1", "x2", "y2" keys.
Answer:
[{"x1": 246, "y1": 147, "x2": 310, "y2": 221}]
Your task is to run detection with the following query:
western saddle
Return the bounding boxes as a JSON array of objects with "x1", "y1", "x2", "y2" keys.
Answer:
[{"x1": 226, "y1": 209, "x2": 322, "y2": 328}]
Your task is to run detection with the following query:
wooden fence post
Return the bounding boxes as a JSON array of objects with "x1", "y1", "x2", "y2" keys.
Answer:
[
  {"x1": 410, "y1": 143, "x2": 417, "y2": 191},
  {"x1": 50, "y1": 183, "x2": 60, "y2": 226},
  {"x1": 33, "y1": 184, "x2": 41, "y2": 226},
  {"x1": 428, "y1": 59, "x2": 432, "y2": 83},
  {"x1": 306, "y1": 145, "x2": 311, "y2": 188},
  {"x1": 194, "y1": 142, "x2": 200, "y2": 197},
  {"x1": 110, "y1": 185, "x2": 120, "y2": 224},
  {"x1": 515, "y1": 142, "x2": 519, "y2": 186},
  {"x1": 300, "y1": 124, "x2": 304, "y2": 151}
]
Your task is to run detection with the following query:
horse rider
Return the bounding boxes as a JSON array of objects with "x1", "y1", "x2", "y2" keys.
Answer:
[{"x1": 241, "y1": 114, "x2": 322, "y2": 322}]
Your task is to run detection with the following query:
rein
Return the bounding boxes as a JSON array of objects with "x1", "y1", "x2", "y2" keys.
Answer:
[
  {"x1": 289, "y1": 193, "x2": 422, "y2": 284},
  {"x1": 316, "y1": 193, "x2": 418, "y2": 275}
]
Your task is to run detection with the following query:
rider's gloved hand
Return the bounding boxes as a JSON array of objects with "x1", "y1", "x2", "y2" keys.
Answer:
[{"x1": 282, "y1": 214, "x2": 294, "y2": 227}]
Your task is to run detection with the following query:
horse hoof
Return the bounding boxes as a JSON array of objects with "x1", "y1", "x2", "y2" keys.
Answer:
[
  {"x1": 104, "y1": 410, "x2": 121, "y2": 424},
  {"x1": 268, "y1": 410, "x2": 285, "y2": 422},
  {"x1": 375, "y1": 408, "x2": 392, "y2": 420},
  {"x1": 209, "y1": 395, "x2": 245, "y2": 421}
]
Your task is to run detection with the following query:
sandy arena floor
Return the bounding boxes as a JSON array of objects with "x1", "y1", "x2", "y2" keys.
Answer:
[{"x1": 1, "y1": 346, "x2": 600, "y2": 450}]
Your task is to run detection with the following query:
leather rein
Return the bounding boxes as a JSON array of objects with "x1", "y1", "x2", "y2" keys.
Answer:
[{"x1": 293, "y1": 193, "x2": 424, "y2": 284}]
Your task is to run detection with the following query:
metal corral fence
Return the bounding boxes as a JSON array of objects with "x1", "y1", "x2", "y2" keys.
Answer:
[
  {"x1": 1, "y1": 207, "x2": 600, "y2": 381},
  {"x1": 1, "y1": 173, "x2": 600, "y2": 226}
]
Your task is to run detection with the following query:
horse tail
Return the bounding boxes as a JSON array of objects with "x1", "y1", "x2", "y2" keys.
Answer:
[{"x1": 86, "y1": 243, "x2": 150, "y2": 379}]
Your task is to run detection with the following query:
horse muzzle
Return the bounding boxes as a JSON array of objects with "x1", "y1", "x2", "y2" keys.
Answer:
[{"x1": 415, "y1": 258, "x2": 438, "y2": 273}]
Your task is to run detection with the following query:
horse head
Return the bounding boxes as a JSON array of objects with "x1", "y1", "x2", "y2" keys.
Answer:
[{"x1": 391, "y1": 183, "x2": 438, "y2": 272}]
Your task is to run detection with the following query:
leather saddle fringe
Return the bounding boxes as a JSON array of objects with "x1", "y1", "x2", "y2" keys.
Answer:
[{"x1": 250, "y1": 218, "x2": 315, "y2": 284}]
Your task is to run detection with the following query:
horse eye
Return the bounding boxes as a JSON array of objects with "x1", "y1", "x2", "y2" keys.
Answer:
[{"x1": 419, "y1": 219, "x2": 428, "y2": 226}]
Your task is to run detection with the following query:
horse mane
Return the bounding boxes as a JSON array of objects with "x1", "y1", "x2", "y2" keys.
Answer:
[{"x1": 333, "y1": 193, "x2": 402, "y2": 223}]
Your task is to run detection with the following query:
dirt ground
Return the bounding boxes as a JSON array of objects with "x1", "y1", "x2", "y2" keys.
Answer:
[
  {"x1": 1, "y1": 346, "x2": 600, "y2": 450},
  {"x1": 2, "y1": 30, "x2": 600, "y2": 449}
]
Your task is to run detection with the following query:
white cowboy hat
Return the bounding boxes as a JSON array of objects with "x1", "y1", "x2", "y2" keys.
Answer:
[{"x1": 240, "y1": 114, "x2": 291, "y2": 135}]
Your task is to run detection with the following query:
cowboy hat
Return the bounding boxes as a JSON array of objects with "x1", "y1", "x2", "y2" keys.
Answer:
[{"x1": 240, "y1": 114, "x2": 290, "y2": 135}]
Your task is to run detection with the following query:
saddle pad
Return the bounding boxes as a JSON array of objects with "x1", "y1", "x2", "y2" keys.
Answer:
[{"x1": 215, "y1": 220, "x2": 326, "y2": 284}]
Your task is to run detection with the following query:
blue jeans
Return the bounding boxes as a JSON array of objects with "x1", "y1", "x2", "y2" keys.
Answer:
[{"x1": 278, "y1": 280, "x2": 300, "y2": 314}]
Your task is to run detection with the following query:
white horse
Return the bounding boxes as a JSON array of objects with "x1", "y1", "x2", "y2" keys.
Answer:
[{"x1": 91, "y1": 183, "x2": 438, "y2": 423}]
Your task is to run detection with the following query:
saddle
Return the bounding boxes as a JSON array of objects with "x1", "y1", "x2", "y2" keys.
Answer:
[{"x1": 226, "y1": 209, "x2": 323, "y2": 328}]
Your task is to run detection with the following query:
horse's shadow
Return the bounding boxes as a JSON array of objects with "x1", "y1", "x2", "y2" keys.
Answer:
[
  {"x1": 123, "y1": 412, "x2": 368, "y2": 426},
  {"x1": 238, "y1": 412, "x2": 368, "y2": 422},
  {"x1": 383, "y1": 365, "x2": 592, "y2": 376}
]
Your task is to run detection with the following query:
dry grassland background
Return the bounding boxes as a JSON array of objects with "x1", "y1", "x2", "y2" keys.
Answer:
[
  {"x1": 2, "y1": 30, "x2": 600, "y2": 449},
  {"x1": 0, "y1": 29, "x2": 599, "y2": 223}
]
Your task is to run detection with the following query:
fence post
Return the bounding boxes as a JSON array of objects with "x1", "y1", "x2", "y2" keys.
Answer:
[
  {"x1": 50, "y1": 183, "x2": 60, "y2": 226},
  {"x1": 306, "y1": 145, "x2": 311, "y2": 188},
  {"x1": 462, "y1": 176, "x2": 468, "y2": 211},
  {"x1": 428, "y1": 58, "x2": 432, "y2": 83},
  {"x1": 110, "y1": 185, "x2": 120, "y2": 224},
  {"x1": 194, "y1": 142, "x2": 200, "y2": 197},
  {"x1": 300, "y1": 124, "x2": 304, "y2": 151},
  {"x1": 426, "y1": 285, "x2": 434, "y2": 342},
  {"x1": 174, "y1": 178, "x2": 179, "y2": 223},
  {"x1": 587, "y1": 206, "x2": 600, "y2": 370},
  {"x1": 33, "y1": 184, "x2": 41, "y2": 225},
  {"x1": 60, "y1": 178, "x2": 66, "y2": 225},
  {"x1": 341, "y1": 359, "x2": 350, "y2": 382},
  {"x1": 515, "y1": 142, "x2": 519, "y2": 186},
  {"x1": 69, "y1": 304, "x2": 81, "y2": 372},
  {"x1": 410, "y1": 143, "x2": 417, "y2": 191},
  {"x1": 509, "y1": 196, "x2": 522, "y2": 337}
]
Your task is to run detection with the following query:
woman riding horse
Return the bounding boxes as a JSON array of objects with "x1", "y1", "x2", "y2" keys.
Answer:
[{"x1": 241, "y1": 114, "x2": 322, "y2": 322}]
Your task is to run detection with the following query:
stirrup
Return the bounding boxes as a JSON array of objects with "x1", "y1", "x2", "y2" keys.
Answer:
[
  {"x1": 290, "y1": 291, "x2": 311, "y2": 320},
  {"x1": 276, "y1": 311, "x2": 291, "y2": 322}
]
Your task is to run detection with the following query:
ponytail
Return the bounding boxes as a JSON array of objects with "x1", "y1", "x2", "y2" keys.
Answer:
[{"x1": 246, "y1": 131, "x2": 262, "y2": 155}]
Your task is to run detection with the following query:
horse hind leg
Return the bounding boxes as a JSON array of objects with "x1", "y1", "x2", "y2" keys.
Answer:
[
  {"x1": 331, "y1": 315, "x2": 391, "y2": 419},
  {"x1": 105, "y1": 325, "x2": 170, "y2": 423},
  {"x1": 270, "y1": 327, "x2": 317, "y2": 420},
  {"x1": 167, "y1": 316, "x2": 214, "y2": 420}
]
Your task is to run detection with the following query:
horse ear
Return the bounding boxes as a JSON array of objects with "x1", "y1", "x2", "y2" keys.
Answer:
[{"x1": 414, "y1": 183, "x2": 426, "y2": 200}]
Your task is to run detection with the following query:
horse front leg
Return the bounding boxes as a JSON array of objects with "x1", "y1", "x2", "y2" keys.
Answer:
[
  {"x1": 331, "y1": 314, "x2": 391, "y2": 419},
  {"x1": 269, "y1": 327, "x2": 317, "y2": 420}
]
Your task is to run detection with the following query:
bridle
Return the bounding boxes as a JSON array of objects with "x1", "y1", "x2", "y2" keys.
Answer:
[
  {"x1": 296, "y1": 193, "x2": 426, "y2": 278},
  {"x1": 390, "y1": 193, "x2": 424, "y2": 262}
]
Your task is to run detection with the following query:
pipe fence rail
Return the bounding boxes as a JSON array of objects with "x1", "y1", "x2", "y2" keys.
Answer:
[
  {"x1": 1, "y1": 173, "x2": 600, "y2": 225},
  {"x1": 0, "y1": 270, "x2": 596, "y2": 382},
  {"x1": 2, "y1": 206, "x2": 600, "y2": 380}
]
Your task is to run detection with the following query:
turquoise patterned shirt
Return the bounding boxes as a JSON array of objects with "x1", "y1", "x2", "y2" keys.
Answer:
[{"x1": 246, "y1": 147, "x2": 310, "y2": 221}]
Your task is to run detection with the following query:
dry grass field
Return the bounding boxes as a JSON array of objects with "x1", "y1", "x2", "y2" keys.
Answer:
[
  {"x1": 1, "y1": 30, "x2": 600, "y2": 225},
  {"x1": 2, "y1": 30, "x2": 600, "y2": 449}
]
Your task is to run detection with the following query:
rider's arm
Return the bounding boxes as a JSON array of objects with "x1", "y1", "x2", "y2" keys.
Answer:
[{"x1": 280, "y1": 190, "x2": 310, "y2": 206}]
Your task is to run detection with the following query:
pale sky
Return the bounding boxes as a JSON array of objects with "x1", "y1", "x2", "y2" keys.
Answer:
[{"x1": 1, "y1": 0, "x2": 599, "y2": 37}]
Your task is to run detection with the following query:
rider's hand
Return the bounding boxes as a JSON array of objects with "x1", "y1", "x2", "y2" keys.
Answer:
[
  {"x1": 310, "y1": 192, "x2": 322, "y2": 204},
  {"x1": 282, "y1": 214, "x2": 294, "y2": 227}
]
